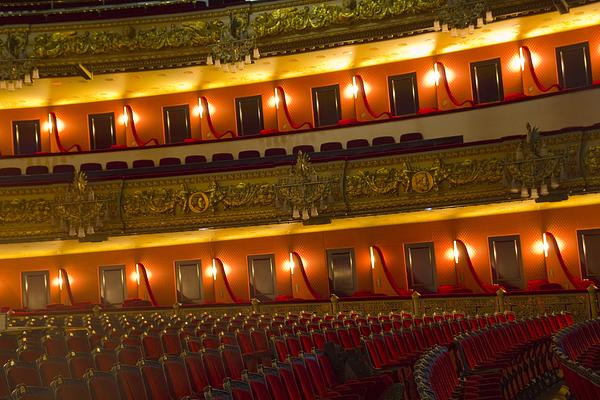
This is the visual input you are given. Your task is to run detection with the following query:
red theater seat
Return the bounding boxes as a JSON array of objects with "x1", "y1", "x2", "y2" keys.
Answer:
[
  {"x1": 264, "y1": 148, "x2": 287, "y2": 157},
  {"x1": 85, "y1": 370, "x2": 121, "y2": 400},
  {"x1": 346, "y1": 139, "x2": 369, "y2": 149},
  {"x1": 399, "y1": 132, "x2": 423, "y2": 142},
  {"x1": 185, "y1": 155, "x2": 207, "y2": 164},
  {"x1": 106, "y1": 161, "x2": 128, "y2": 170},
  {"x1": 51, "y1": 377, "x2": 92, "y2": 400}
]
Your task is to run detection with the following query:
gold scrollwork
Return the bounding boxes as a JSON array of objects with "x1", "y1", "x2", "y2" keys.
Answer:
[
  {"x1": 32, "y1": 20, "x2": 224, "y2": 58},
  {"x1": 122, "y1": 180, "x2": 275, "y2": 217},
  {"x1": 345, "y1": 158, "x2": 503, "y2": 199},
  {"x1": 251, "y1": 0, "x2": 444, "y2": 38},
  {"x1": 586, "y1": 146, "x2": 600, "y2": 176},
  {"x1": 0, "y1": 199, "x2": 52, "y2": 224}
]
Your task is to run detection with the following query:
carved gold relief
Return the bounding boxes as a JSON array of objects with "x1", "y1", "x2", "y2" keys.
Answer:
[
  {"x1": 32, "y1": 20, "x2": 224, "y2": 58},
  {"x1": 0, "y1": 199, "x2": 52, "y2": 224},
  {"x1": 586, "y1": 146, "x2": 600, "y2": 176},
  {"x1": 251, "y1": 0, "x2": 444, "y2": 38},
  {"x1": 345, "y1": 157, "x2": 503, "y2": 199},
  {"x1": 122, "y1": 180, "x2": 274, "y2": 217}
]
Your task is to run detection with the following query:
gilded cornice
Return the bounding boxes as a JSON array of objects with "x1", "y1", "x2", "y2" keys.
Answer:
[
  {"x1": 0, "y1": 0, "x2": 565, "y2": 77},
  {"x1": 0, "y1": 130, "x2": 598, "y2": 243}
]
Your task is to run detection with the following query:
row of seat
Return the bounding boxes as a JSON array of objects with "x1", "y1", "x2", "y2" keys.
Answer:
[
  {"x1": 0, "y1": 308, "x2": 427, "y2": 399},
  {"x1": 414, "y1": 313, "x2": 572, "y2": 400},
  {"x1": 552, "y1": 318, "x2": 600, "y2": 400},
  {"x1": 0, "y1": 133, "x2": 461, "y2": 186}
]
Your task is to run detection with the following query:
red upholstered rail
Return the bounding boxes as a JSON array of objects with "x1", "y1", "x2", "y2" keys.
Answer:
[
  {"x1": 455, "y1": 239, "x2": 498, "y2": 293},
  {"x1": 124, "y1": 105, "x2": 159, "y2": 147},
  {"x1": 214, "y1": 258, "x2": 243, "y2": 303},
  {"x1": 58, "y1": 268, "x2": 75, "y2": 306},
  {"x1": 291, "y1": 252, "x2": 321, "y2": 299},
  {"x1": 435, "y1": 62, "x2": 474, "y2": 107},
  {"x1": 274, "y1": 87, "x2": 313, "y2": 130},
  {"x1": 353, "y1": 75, "x2": 392, "y2": 120},
  {"x1": 521, "y1": 46, "x2": 562, "y2": 93},
  {"x1": 199, "y1": 97, "x2": 236, "y2": 139},
  {"x1": 371, "y1": 245, "x2": 406, "y2": 296},
  {"x1": 49, "y1": 112, "x2": 81, "y2": 153},
  {"x1": 544, "y1": 232, "x2": 592, "y2": 289},
  {"x1": 136, "y1": 262, "x2": 158, "y2": 307}
]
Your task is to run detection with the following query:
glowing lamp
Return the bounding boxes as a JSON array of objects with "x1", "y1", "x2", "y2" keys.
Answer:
[
  {"x1": 274, "y1": 88, "x2": 280, "y2": 109},
  {"x1": 288, "y1": 253, "x2": 295, "y2": 275},
  {"x1": 352, "y1": 76, "x2": 359, "y2": 99},
  {"x1": 543, "y1": 233, "x2": 549, "y2": 258},
  {"x1": 58, "y1": 270, "x2": 64, "y2": 291},
  {"x1": 369, "y1": 246, "x2": 375, "y2": 270},
  {"x1": 212, "y1": 259, "x2": 217, "y2": 281},
  {"x1": 519, "y1": 47, "x2": 526, "y2": 72},
  {"x1": 434, "y1": 63, "x2": 440, "y2": 87},
  {"x1": 453, "y1": 240, "x2": 459, "y2": 264}
]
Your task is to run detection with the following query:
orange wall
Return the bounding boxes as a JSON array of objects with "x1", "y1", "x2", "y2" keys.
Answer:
[
  {"x1": 1, "y1": 25, "x2": 599, "y2": 155},
  {"x1": 2, "y1": 203, "x2": 600, "y2": 309}
]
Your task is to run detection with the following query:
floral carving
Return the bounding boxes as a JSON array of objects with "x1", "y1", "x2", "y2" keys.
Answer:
[
  {"x1": 345, "y1": 158, "x2": 503, "y2": 198},
  {"x1": 0, "y1": 199, "x2": 52, "y2": 224},
  {"x1": 33, "y1": 21, "x2": 224, "y2": 58},
  {"x1": 252, "y1": 0, "x2": 443, "y2": 38}
]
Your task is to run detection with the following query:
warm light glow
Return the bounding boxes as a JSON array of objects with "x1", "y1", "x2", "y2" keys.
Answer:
[
  {"x1": 519, "y1": 47, "x2": 525, "y2": 72},
  {"x1": 120, "y1": 108, "x2": 139, "y2": 126},
  {"x1": 345, "y1": 77, "x2": 371, "y2": 99},
  {"x1": 453, "y1": 240, "x2": 459, "y2": 264},
  {"x1": 211, "y1": 259, "x2": 217, "y2": 281},
  {"x1": 425, "y1": 64, "x2": 450, "y2": 87},
  {"x1": 369, "y1": 246, "x2": 375, "y2": 270},
  {"x1": 193, "y1": 98, "x2": 204, "y2": 117},
  {"x1": 434, "y1": 63, "x2": 440, "y2": 87},
  {"x1": 543, "y1": 233, "x2": 549, "y2": 258},
  {"x1": 289, "y1": 253, "x2": 295, "y2": 275},
  {"x1": 133, "y1": 264, "x2": 140, "y2": 285},
  {"x1": 43, "y1": 115, "x2": 64, "y2": 134},
  {"x1": 274, "y1": 88, "x2": 280, "y2": 109}
]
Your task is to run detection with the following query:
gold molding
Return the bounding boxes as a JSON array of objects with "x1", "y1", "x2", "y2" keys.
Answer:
[{"x1": 0, "y1": 130, "x2": 597, "y2": 243}]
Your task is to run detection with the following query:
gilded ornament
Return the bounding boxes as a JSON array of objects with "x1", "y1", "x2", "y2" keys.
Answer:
[
  {"x1": 411, "y1": 171, "x2": 434, "y2": 193},
  {"x1": 586, "y1": 146, "x2": 600, "y2": 176},
  {"x1": 345, "y1": 157, "x2": 502, "y2": 199},
  {"x1": 252, "y1": 0, "x2": 444, "y2": 38},
  {"x1": 32, "y1": 20, "x2": 224, "y2": 58},
  {"x1": 0, "y1": 199, "x2": 52, "y2": 224}
]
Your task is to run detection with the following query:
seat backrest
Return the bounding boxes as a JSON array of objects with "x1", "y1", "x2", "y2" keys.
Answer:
[
  {"x1": 5, "y1": 360, "x2": 41, "y2": 391},
  {"x1": 160, "y1": 331, "x2": 181, "y2": 356},
  {"x1": 67, "y1": 333, "x2": 91, "y2": 353},
  {"x1": 260, "y1": 366, "x2": 287, "y2": 400},
  {"x1": 250, "y1": 329, "x2": 269, "y2": 353},
  {"x1": 184, "y1": 155, "x2": 207, "y2": 164},
  {"x1": 85, "y1": 369, "x2": 122, "y2": 400},
  {"x1": 182, "y1": 351, "x2": 209, "y2": 394},
  {"x1": 51, "y1": 376, "x2": 92, "y2": 400},
  {"x1": 288, "y1": 357, "x2": 316, "y2": 400},
  {"x1": 160, "y1": 355, "x2": 193, "y2": 400},
  {"x1": 11, "y1": 385, "x2": 54, "y2": 400},
  {"x1": 37, "y1": 355, "x2": 71, "y2": 385},
  {"x1": 264, "y1": 148, "x2": 286, "y2": 157},
  {"x1": 67, "y1": 351, "x2": 94, "y2": 379},
  {"x1": 201, "y1": 348, "x2": 227, "y2": 389},
  {"x1": 113, "y1": 363, "x2": 148, "y2": 400},
  {"x1": 221, "y1": 345, "x2": 245, "y2": 380},
  {"x1": 92, "y1": 348, "x2": 118, "y2": 372},
  {"x1": 139, "y1": 359, "x2": 173, "y2": 400},
  {"x1": 141, "y1": 334, "x2": 163, "y2": 361},
  {"x1": 243, "y1": 371, "x2": 273, "y2": 400},
  {"x1": 116, "y1": 345, "x2": 142, "y2": 366},
  {"x1": 224, "y1": 378, "x2": 254, "y2": 400},
  {"x1": 17, "y1": 344, "x2": 42, "y2": 363},
  {"x1": 301, "y1": 353, "x2": 330, "y2": 397},
  {"x1": 275, "y1": 361, "x2": 302, "y2": 400}
]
